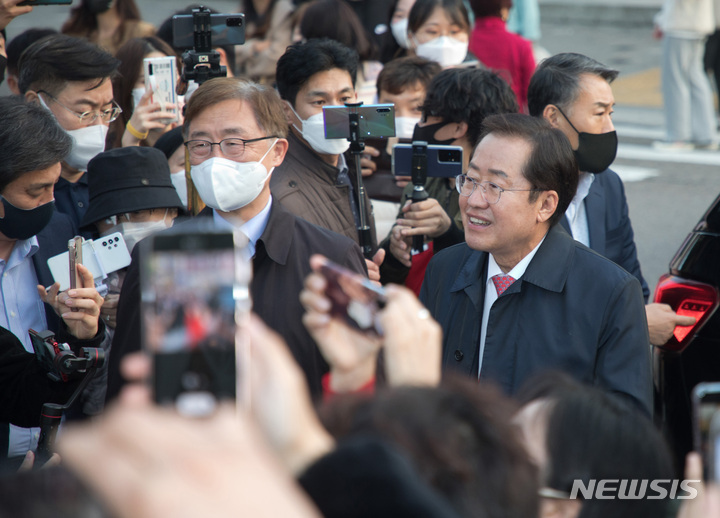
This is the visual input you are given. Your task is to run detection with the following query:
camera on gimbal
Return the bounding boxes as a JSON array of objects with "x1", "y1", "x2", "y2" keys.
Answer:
[
  {"x1": 172, "y1": 6, "x2": 246, "y2": 86},
  {"x1": 29, "y1": 329, "x2": 105, "y2": 383}
]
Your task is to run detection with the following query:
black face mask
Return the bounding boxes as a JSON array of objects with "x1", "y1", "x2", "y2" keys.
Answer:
[
  {"x1": 0, "y1": 198, "x2": 55, "y2": 240},
  {"x1": 0, "y1": 55, "x2": 6, "y2": 85},
  {"x1": 84, "y1": 0, "x2": 112, "y2": 14},
  {"x1": 411, "y1": 121, "x2": 456, "y2": 146},
  {"x1": 556, "y1": 106, "x2": 617, "y2": 173}
]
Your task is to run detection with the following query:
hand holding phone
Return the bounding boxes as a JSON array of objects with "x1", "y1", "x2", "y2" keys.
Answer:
[{"x1": 68, "y1": 236, "x2": 83, "y2": 310}]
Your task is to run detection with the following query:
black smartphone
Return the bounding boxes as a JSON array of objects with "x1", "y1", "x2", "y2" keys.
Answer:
[
  {"x1": 140, "y1": 228, "x2": 251, "y2": 415},
  {"x1": 18, "y1": 0, "x2": 71, "y2": 5},
  {"x1": 323, "y1": 104, "x2": 396, "y2": 140},
  {"x1": 172, "y1": 13, "x2": 246, "y2": 48},
  {"x1": 315, "y1": 256, "x2": 387, "y2": 337},
  {"x1": 393, "y1": 143, "x2": 464, "y2": 178},
  {"x1": 693, "y1": 382, "x2": 720, "y2": 480}
]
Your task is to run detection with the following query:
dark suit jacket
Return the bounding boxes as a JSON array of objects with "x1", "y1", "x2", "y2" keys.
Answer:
[
  {"x1": 419, "y1": 224, "x2": 652, "y2": 415},
  {"x1": 561, "y1": 169, "x2": 650, "y2": 301},
  {"x1": 106, "y1": 201, "x2": 367, "y2": 402}
]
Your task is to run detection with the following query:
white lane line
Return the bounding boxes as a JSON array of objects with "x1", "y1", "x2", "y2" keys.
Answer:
[
  {"x1": 611, "y1": 164, "x2": 660, "y2": 182},
  {"x1": 617, "y1": 143, "x2": 720, "y2": 166}
]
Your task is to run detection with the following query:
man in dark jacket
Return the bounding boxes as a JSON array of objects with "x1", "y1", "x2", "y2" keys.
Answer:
[
  {"x1": 107, "y1": 78, "x2": 367, "y2": 401},
  {"x1": 528, "y1": 52, "x2": 694, "y2": 346},
  {"x1": 419, "y1": 113, "x2": 652, "y2": 415},
  {"x1": 273, "y1": 38, "x2": 384, "y2": 277}
]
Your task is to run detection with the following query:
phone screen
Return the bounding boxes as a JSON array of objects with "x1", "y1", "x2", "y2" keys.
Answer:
[
  {"x1": 141, "y1": 231, "x2": 250, "y2": 414},
  {"x1": 317, "y1": 257, "x2": 387, "y2": 337},
  {"x1": 693, "y1": 382, "x2": 720, "y2": 480}
]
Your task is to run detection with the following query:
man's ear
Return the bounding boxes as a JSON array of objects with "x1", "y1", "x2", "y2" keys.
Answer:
[
  {"x1": 453, "y1": 121, "x2": 469, "y2": 140},
  {"x1": 214, "y1": 47, "x2": 233, "y2": 77},
  {"x1": 25, "y1": 90, "x2": 40, "y2": 104},
  {"x1": 282, "y1": 100, "x2": 296, "y2": 126},
  {"x1": 270, "y1": 138, "x2": 289, "y2": 167},
  {"x1": 543, "y1": 105, "x2": 561, "y2": 129},
  {"x1": 536, "y1": 190, "x2": 559, "y2": 224}
]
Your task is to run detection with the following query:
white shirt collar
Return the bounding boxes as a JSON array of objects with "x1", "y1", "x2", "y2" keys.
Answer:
[
  {"x1": 487, "y1": 232, "x2": 547, "y2": 283},
  {"x1": 212, "y1": 196, "x2": 273, "y2": 258},
  {"x1": 565, "y1": 172, "x2": 595, "y2": 225}
]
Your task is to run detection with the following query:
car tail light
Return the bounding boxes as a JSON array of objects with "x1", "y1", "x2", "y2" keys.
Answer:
[{"x1": 654, "y1": 275, "x2": 719, "y2": 352}]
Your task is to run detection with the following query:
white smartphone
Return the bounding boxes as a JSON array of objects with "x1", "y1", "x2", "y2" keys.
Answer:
[
  {"x1": 47, "y1": 233, "x2": 132, "y2": 291},
  {"x1": 144, "y1": 56, "x2": 178, "y2": 124}
]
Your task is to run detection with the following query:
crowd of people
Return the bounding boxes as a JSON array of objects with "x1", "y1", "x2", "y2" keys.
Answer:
[{"x1": 0, "y1": 0, "x2": 719, "y2": 516}]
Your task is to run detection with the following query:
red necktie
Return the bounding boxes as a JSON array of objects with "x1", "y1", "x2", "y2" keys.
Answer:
[{"x1": 492, "y1": 274, "x2": 515, "y2": 296}]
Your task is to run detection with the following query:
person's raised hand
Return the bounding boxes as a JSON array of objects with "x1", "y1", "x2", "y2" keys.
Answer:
[
  {"x1": 380, "y1": 284, "x2": 442, "y2": 387},
  {"x1": 37, "y1": 264, "x2": 103, "y2": 340},
  {"x1": 365, "y1": 248, "x2": 385, "y2": 284},
  {"x1": 57, "y1": 402, "x2": 321, "y2": 518},
  {"x1": 301, "y1": 255, "x2": 381, "y2": 392},
  {"x1": 396, "y1": 198, "x2": 452, "y2": 239},
  {"x1": 360, "y1": 145, "x2": 380, "y2": 177},
  {"x1": 122, "y1": 89, "x2": 176, "y2": 146},
  {"x1": 247, "y1": 314, "x2": 335, "y2": 475},
  {"x1": 389, "y1": 222, "x2": 413, "y2": 267},
  {"x1": 0, "y1": 0, "x2": 32, "y2": 31}
]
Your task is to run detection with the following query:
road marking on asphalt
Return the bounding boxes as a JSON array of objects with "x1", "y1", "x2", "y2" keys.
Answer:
[
  {"x1": 617, "y1": 143, "x2": 720, "y2": 166},
  {"x1": 611, "y1": 164, "x2": 659, "y2": 182}
]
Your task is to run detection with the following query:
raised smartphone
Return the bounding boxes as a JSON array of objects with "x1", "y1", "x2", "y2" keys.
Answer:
[
  {"x1": 693, "y1": 382, "x2": 720, "y2": 480},
  {"x1": 323, "y1": 104, "x2": 396, "y2": 140},
  {"x1": 314, "y1": 255, "x2": 387, "y2": 337},
  {"x1": 392, "y1": 143, "x2": 464, "y2": 178},
  {"x1": 140, "y1": 228, "x2": 251, "y2": 415},
  {"x1": 144, "y1": 56, "x2": 179, "y2": 124},
  {"x1": 172, "y1": 13, "x2": 246, "y2": 48}
]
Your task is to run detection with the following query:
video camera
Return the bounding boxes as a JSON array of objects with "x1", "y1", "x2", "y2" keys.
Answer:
[
  {"x1": 172, "y1": 6, "x2": 246, "y2": 86},
  {"x1": 30, "y1": 329, "x2": 105, "y2": 383}
]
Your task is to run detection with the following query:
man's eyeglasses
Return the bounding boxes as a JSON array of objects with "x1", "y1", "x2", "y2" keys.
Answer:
[
  {"x1": 39, "y1": 90, "x2": 122, "y2": 124},
  {"x1": 184, "y1": 136, "x2": 279, "y2": 160},
  {"x1": 455, "y1": 174, "x2": 543, "y2": 205}
]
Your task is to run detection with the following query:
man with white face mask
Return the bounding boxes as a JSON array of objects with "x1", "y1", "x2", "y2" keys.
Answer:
[
  {"x1": 273, "y1": 39, "x2": 384, "y2": 279},
  {"x1": 105, "y1": 78, "x2": 367, "y2": 402},
  {"x1": 19, "y1": 34, "x2": 120, "y2": 233}
]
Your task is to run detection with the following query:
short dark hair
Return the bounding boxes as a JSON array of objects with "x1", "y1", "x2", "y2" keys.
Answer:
[
  {"x1": 545, "y1": 384, "x2": 675, "y2": 518},
  {"x1": 479, "y1": 113, "x2": 579, "y2": 227},
  {"x1": 468, "y1": 0, "x2": 513, "y2": 18},
  {"x1": 423, "y1": 67, "x2": 519, "y2": 147},
  {"x1": 275, "y1": 38, "x2": 359, "y2": 106},
  {"x1": 376, "y1": 56, "x2": 441, "y2": 96},
  {"x1": 408, "y1": 0, "x2": 470, "y2": 35},
  {"x1": 320, "y1": 376, "x2": 539, "y2": 518},
  {"x1": 0, "y1": 97, "x2": 72, "y2": 192},
  {"x1": 184, "y1": 78, "x2": 289, "y2": 139},
  {"x1": 7, "y1": 29, "x2": 58, "y2": 75},
  {"x1": 299, "y1": 0, "x2": 377, "y2": 62},
  {"x1": 527, "y1": 53, "x2": 619, "y2": 117},
  {"x1": 18, "y1": 34, "x2": 120, "y2": 96}
]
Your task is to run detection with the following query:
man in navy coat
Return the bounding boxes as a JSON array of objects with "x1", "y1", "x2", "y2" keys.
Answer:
[
  {"x1": 528, "y1": 52, "x2": 695, "y2": 346},
  {"x1": 420, "y1": 113, "x2": 652, "y2": 415}
]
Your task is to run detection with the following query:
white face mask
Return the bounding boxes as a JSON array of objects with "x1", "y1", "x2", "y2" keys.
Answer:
[
  {"x1": 415, "y1": 36, "x2": 468, "y2": 68},
  {"x1": 170, "y1": 170, "x2": 189, "y2": 208},
  {"x1": 38, "y1": 94, "x2": 108, "y2": 171},
  {"x1": 391, "y1": 18, "x2": 411, "y2": 49},
  {"x1": 65, "y1": 124, "x2": 109, "y2": 171},
  {"x1": 395, "y1": 116, "x2": 421, "y2": 140},
  {"x1": 131, "y1": 87, "x2": 146, "y2": 110},
  {"x1": 288, "y1": 103, "x2": 351, "y2": 156},
  {"x1": 103, "y1": 211, "x2": 172, "y2": 253},
  {"x1": 190, "y1": 140, "x2": 277, "y2": 212}
]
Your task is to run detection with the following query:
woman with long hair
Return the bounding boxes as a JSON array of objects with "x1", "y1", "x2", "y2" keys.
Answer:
[{"x1": 61, "y1": 0, "x2": 154, "y2": 55}]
